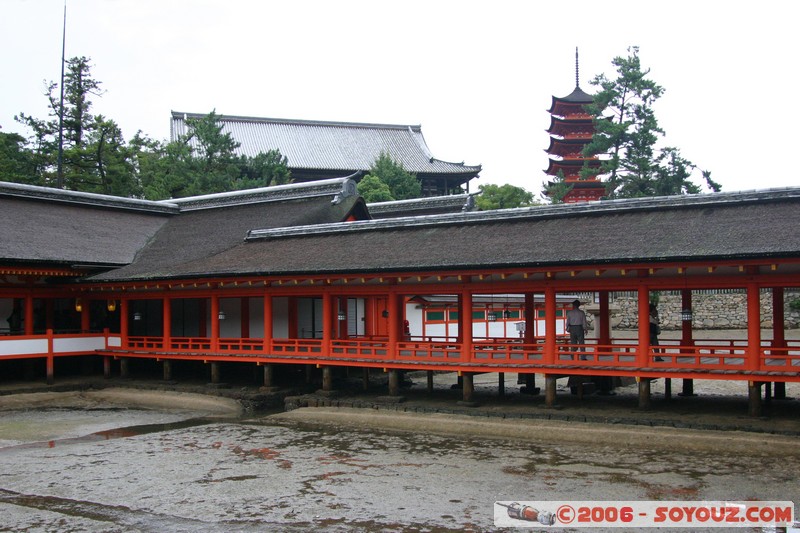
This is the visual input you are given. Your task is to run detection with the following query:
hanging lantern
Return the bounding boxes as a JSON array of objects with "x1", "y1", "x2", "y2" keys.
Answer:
[
  {"x1": 681, "y1": 308, "x2": 693, "y2": 322},
  {"x1": 503, "y1": 309, "x2": 511, "y2": 319},
  {"x1": 74, "y1": 298, "x2": 83, "y2": 313},
  {"x1": 337, "y1": 310, "x2": 347, "y2": 321},
  {"x1": 487, "y1": 310, "x2": 497, "y2": 322},
  {"x1": 218, "y1": 310, "x2": 226, "y2": 320},
  {"x1": 107, "y1": 300, "x2": 117, "y2": 312},
  {"x1": 133, "y1": 311, "x2": 142, "y2": 321}
]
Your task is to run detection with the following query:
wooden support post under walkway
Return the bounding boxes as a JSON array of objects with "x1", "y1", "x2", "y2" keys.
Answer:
[
  {"x1": 260, "y1": 363, "x2": 279, "y2": 392},
  {"x1": 774, "y1": 382, "x2": 787, "y2": 400},
  {"x1": 749, "y1": 381, "x2": 763, "y2": 418},
  {"x1": 680, "y1": 378, "x2": 696, "y2": 397},
  {"x1": 521, "y1": 373, "x2": 539, "y2": 395},
  {"x1": 322, "y1": 366, "x2": 333, "y2": 392},
  {"x1": 46, "y1": 355, "x2": 54, "y2": 385},
  {"x1": 545, "y1": 375, "x2": 557, "y2": 408},
  {"x1": 210, "y1": 362, "x2": 220, "y2": 384},
  {"x1": 458, "y1": 372, "x2": 477, "y2": 407},
  {"x1": 638, "y1": 377, "x2": 651, "y2": 410},
  {"x1": 427, "y1": 370, "x2": 434, "y2": 393},
  {"x1": 362, "y1": 367, "x2": 369, "y2": 391},
  {"x1": 120, "y1": 357, "x2": 129, "y2": 379},
  {"x1": 388, "y1": 369, "x2": 400, "y2": 396},
  {"x1": 103, "y1": 357, "x2": 111, "y2": 379},
  {"x1": 163, "y1": 359, "x2": 172, "y2": 381}
]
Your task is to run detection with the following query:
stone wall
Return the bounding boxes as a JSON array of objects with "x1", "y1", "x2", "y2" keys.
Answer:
[{"x1": 603, "y1": 290, "x2": 800, "y2": 330}]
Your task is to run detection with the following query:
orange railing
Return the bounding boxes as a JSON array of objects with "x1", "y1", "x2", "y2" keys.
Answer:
[
  {"x1": 270, "y1": 338, "x2": 323, "y2": 356},
  {"x1": 471, "y1": 341, "x2": 544, "y2": 363},
  {"x1": 760, "y1": 340, "x2": 800, "y2": 371},
  {"x1": 397, "y1": 340, "x2": 464, "y2": 362},
  {"x1": 1, "y1": 332, "x2": 791, "y2": 377},
  {"x1": 330, "y1": 339, "x2": 389, "y2": 359}
]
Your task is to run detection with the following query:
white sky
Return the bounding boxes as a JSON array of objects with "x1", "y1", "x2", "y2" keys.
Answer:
[{"x1": 1, "y1": 0, "x2": 797, "y2": 196}]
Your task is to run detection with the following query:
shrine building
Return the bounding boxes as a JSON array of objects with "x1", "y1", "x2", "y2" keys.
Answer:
[
  {"x1": 2, "y1": 177, "x2": 799, "y2": 416},
  {"x1": 171, "y1": 112, "x2": 482, "y2": 197}
]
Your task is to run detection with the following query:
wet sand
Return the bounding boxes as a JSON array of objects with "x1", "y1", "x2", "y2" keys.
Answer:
[
  {"x1": 0, "y1": 388, "x2": 243, "y2": 416},
  {"x1": 274, "y1": 406, "x2": 800, "y2": 456}
]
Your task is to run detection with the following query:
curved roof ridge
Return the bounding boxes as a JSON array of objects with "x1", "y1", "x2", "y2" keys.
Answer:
[
  {"x1": 171, "y1": 111, "x2": 422, "y2": 132},
  {"x1": 0, "y1": 181, "x2": 178, "y2": 214},
  {"x1": 247, "y1": 188, "x2": 800, "y2": 241},
  {"x1": 165, "y1": 177, "x2": 357, "y2": 211}
]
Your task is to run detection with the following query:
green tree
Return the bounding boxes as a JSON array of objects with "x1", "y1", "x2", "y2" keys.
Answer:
[
  {"x1": 236, "y1": 149, "x2": 292, "y2": 190},
  {"x1": 135, "y1": 111, "x2": 292, "y2": 200},
  {"x1": 475, "y1": 183, "x2": 535, "y2": 210},
  {"x1": 368, "y1": 152, "x2": 421, "y2": 200},
  {"x1": 357, "y1": 174, "x2": 394, "y2": 202},
  {"x1": 584, "y1": 47, "x2": 720, "y2": 198},
  {"x1": 541, "y1": 170, "x2": 573, "y2": 204},
  {"x1": 14, "y1": 56, "x2": 137, "y2": 194},
  {"x1": 0, "y1": 131, "x2": 39, "y2": 185}
]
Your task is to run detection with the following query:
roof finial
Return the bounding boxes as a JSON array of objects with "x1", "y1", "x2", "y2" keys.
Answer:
[{"x1": 575, "y1": 46, "x2": 580, "y2": 88}]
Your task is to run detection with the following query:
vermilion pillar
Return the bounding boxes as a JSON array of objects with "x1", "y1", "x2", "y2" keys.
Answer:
[
  {"x1": 162, "y1": 298, "x2": 171, "y2": 349},
  {"x1": 524, "y1": 293, "x2": 535, "y2": 342},
  {"x1": 24, "y1": 293, "x2": 34, "y2": 335},
  {"x1": 387, "y1": 291, "x2": 400, "y2": 360},
  {"x1": 120, "y1": 299, "x2": 129, "y2": 342},
  {"x1": 322, "y1": 293, "x2": 332, "y2": 349},
  {"x1": 746, "y1": 283, "x2": 761, "y2": 371},
  {"x1": 461, "y1": 289, "x2": 473, "y2": 362},
  {"x1": 210, "y1": 296, "x2": 220, "y2": 351},
  {"x1": 544, "y1": 287, "x2": 556, "y2": 365},
  {"x1": 637, "y1": 286, "x2": 650, "y2": 366},
  {"x1": 263, "y1": 295, "x2": 273, "y2": 351}
]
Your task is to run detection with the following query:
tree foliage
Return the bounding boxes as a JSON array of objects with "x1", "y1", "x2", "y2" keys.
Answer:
[
  {"x1": 356, "y1": 174, "x2": 394, "y2": 203},
  {"x1": 5, "y1": 57, "x2": 291, "y2": 200},
  {"x1": 357, "y1": 152, "x2": 421, "y2": 202},
  {"x1": 584, "y1": 47, "x2": 721, "y2": 199},
  {"x1": 0, "y1": 132, "x2": 38, "y2": 184},
  {"x1": 475, "y1": 183, "x2": 535, "y2": 210}
]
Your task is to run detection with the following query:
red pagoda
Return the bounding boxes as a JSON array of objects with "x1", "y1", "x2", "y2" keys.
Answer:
[{"x1": 545, "y1": 49, "x2": 606, "y2": 203}]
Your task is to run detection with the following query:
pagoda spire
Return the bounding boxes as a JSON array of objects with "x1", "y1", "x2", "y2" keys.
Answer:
[{"x1": 575, "y1": 47, "x2": 580, "y2": 88}]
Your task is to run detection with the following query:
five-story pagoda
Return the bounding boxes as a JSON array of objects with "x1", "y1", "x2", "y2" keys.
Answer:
[{"x1": 545, "y1": 49, "x2": 605, "y2": 203}]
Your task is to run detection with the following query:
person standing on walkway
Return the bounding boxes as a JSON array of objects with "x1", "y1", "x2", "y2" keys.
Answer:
[{"x1": 566, "y1": 299, "x2": 589, "y2": 360}]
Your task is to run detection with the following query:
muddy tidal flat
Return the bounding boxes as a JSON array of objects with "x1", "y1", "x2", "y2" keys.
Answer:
[{"x1": 0, "y1": 390, "x2": 798, "y2": 532}]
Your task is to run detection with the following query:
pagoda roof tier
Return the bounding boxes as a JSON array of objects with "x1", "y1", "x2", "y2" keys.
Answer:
[
  {"x1": 545, "y1": 158, "x2": 602, "y2": 177},
  {"x1": 547, "y1": 86, "x2": 594, "y2": 116},
  {"x1": 545, "y1": 137, "x2": 596, "y2": 158},
  {"x1": 546, "y1": 116, "x2": 595, "y2": 138}
]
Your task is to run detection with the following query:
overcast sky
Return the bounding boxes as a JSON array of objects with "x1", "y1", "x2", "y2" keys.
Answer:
[{"x1": 2, "y1": 0, "x2": 797, "y2": 196}]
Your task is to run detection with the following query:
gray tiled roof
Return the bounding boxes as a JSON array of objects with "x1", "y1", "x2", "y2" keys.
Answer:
[
  {"x1": 0, "y1": 179, "x2": 364, "y2": 270},
  {"x1": 89, "y1": 188, "x2": 800, "y2": 281},
  {"x1": 0, "y1": 183, "x2": 174, "y2": 266},
  {"x1": 170, "y1": 112, "x2": 481, "y2": 176},
  {"x1": 367, "y1": 193, "x2": 476, "y2": 219},
  {"x1": 89, "y1": 184, "x2": 368, "y2": 282}
]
